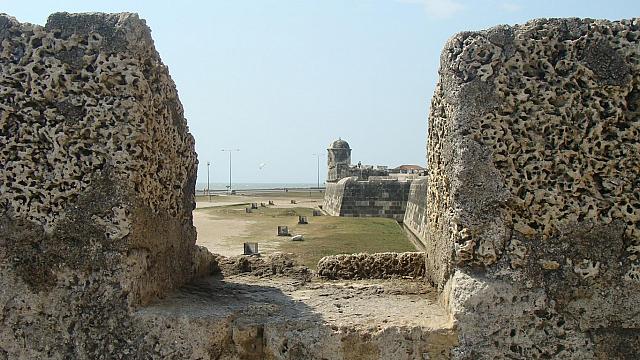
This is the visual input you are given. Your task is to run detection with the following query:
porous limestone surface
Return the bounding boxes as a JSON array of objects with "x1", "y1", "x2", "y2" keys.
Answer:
[
  {"x1": 0, "y1": 12, "x2": 198, "y2": 358},
  {"x1": 427, "y1": 18, "x2": 640, "y2": 358},
  {"x1": 0, "y1": 13, "x2": 195, "y2": 229},
  {"x1": 317, "y1": 252, "x2": 426, "y2": 280},
  {"x1": 135, "y1": 273, "x2": 456, "y2": 360}
]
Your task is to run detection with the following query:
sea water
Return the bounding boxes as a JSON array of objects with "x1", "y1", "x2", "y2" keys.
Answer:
[{"x1": 195, "y1": 182, "x2": 319, "y2": 191}]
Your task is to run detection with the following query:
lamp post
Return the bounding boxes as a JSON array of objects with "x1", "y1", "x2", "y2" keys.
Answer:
[
  {"x1": 206, "y1": 161, "x2": 211, "y2": 201},
  {"x1": 221, "y1": 148, "x2": 240, "y2": 194},
  {"x1": 312, "y1": 153, "x2": 321, "y2": 190}
]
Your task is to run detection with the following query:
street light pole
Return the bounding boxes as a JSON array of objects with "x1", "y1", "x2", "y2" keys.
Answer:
[
  {"x1": 206, "y1": 161, "x2": 211, "y2": 201},
  {"x1": 221, "y1": 149, "x2": 240, "y2": 194},
  {"x1": 312, "y1": 153, "x2": 321, "y2": 189}
]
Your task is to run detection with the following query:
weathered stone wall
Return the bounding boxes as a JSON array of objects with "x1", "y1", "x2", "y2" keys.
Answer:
[
  {"x1": 317, "y1": 252, "x2": 426, "y2": 279},
  {"x1": 323, "y1": 177, "x2": 411, "y2": 221},
  {"x1": 323, "y1": 177, "x2": 348, "y2": 215},
  {"x1": 403, "y1": 177, "x2": 428, "y2": 247},
  {"x1": 427, "y1": 18, "x2": 640, "y2": 358},
  {"x1": 0, "y1": 12, "x2": 200, "y2": 358}
]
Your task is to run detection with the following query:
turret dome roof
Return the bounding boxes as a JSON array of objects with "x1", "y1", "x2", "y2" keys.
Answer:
[{"x1": 328, "y1": 138, "x2": 350, "y2": 149}]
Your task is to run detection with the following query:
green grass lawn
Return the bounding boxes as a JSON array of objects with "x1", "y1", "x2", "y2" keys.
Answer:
[{"x1": 196, "y1": 203, "x2": 415, "y2": 268}]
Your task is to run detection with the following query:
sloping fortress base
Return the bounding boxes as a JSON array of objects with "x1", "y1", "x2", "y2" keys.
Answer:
[
  {"x1": 403, "y1": 177, "x2": 429, "y2": 245},
  {"x1": 1, "y1": 13, "x2": 639, "y2": 359}
]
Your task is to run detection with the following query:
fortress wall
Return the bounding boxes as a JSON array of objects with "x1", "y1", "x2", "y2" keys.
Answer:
[
  {"x1": 403, "y1": 177, "x2": 428, "y2": 247},
  {"x1": 324, "y1": 177, "x2": 412, "y2": 221},
  {"x1": 0, "y1": 13, "x2": 201, "y2": 358},
  {"x1": 427, "y1": 18, "x2": 640, "y2": 358}
]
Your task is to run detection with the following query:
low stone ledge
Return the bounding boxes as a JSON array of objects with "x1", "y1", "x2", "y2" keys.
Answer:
[{"x1": 317, "y1": 252, "x2": 426, "y2": 280}]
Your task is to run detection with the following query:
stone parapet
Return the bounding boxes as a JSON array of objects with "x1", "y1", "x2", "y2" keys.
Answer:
[
  {"x1": 0, "y1": 12, "x2": 199, "y2": 358},
  {"x1": 427, "y1": 17, "x2": 640, "y2": 358}
]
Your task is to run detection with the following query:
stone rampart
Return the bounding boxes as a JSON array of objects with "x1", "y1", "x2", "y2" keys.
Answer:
[
  {"x1": 0, "y1": 12, "x2": 200, "y2": 358},
  {"x1": 323, "y1": 177, "x2": 411, "y2": 221},
  {"x1": 427, "y1": 18, "x2": 640, "y2": 358},
  {"x1": 323, "y1": 176, "x2": 348, "y2": 215},
  {"x1": 317, "y1": 252, "x2": 426, "y2": 280},
  {"x1": 403, "y1": 177, "x2": 428, "y2": 247}
]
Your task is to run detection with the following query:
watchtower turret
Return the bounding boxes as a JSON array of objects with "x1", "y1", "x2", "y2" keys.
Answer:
[{"x1": 327, "y1": 138, "x2": 351, "y2": 182}]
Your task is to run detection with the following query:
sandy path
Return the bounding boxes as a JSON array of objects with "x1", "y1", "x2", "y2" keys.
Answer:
[
  {"x1": 193, "y1": 211, "x2": 253, "y2": 257},
  {"x1": 196, "y1": 195, "x2": 321, "y2": 209},
  {"x1": 194, "y1": 194, "x2": 323, "y2": 257}
]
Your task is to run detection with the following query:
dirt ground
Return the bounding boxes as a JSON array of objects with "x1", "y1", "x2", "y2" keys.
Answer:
[
  {"x1": 193, "y1": 212, "x2": 254, "y2": 257},
  {"x1": 194, "y1": 193, "x2": 324, "y2": 257},
  {"x1": 193, "y1": 192, "x2": 416, "y2": 267}
]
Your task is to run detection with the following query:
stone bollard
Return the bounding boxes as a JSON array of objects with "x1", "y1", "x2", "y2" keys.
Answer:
[
  {"x1": 277, "y1": 226, "x2": 289, "y2": 236},
  {"x1": 243, "y1": 242, "x2": 259, "y2": 255}
]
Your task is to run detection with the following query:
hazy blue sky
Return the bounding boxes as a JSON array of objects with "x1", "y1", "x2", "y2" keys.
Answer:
[{"x1": 3, "y1": 1, "x2": 638, "y2": 185}]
